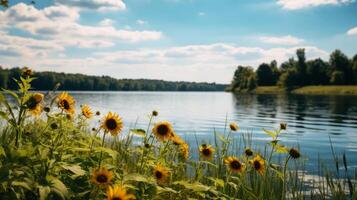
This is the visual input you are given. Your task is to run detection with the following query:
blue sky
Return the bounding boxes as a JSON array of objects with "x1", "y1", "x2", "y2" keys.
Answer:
[{"x1": 0, "y1": 0, "x2": 356, "y2": 83}]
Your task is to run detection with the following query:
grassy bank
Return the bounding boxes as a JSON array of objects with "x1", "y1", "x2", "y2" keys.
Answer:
[
  {"x1": 0, "y1": 71, "x2": 356, "y2": 199},
  {"x1": 234, "y1": 86, "x2": 357, "y2": 95}
]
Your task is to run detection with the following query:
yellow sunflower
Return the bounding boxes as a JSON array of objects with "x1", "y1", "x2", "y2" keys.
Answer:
[
  {"x1": 280, "y1": 123, "x2": 287, "y2": 130},
  {"x1": 244, "y1": 148, "x2": 253, "y2": 157},
  {"x1": 153, "y1": 164, "x2": 169, "y2": 184},
  {"x1": 91, "y1": 167, "x2": 113, "y2": 187},
  {"x1": 107, "y1": 185, "x2": 135, "y2": 200},
  {"x1": 229, "y1": 122, "x2": 239, "y2": 131},
  {"x1": 101, "y1": 112, "x2": 123, "y2": 136},
  {"x1": 81, "y1": 104, "x2": 93, "y2": 119},
  {"x1": 180, "y1": 143, "x2": 189, "y2": 160},
  {"x1": 57, "y1": 92, "x2": 75, "y2": 114},
  {"x1": 199, "y1": 144, "x2": 215, "y2": 160},
  {"x1": 170, "y1": 132, "x2": 184, "y2": 145},
  {"x1": 152, "y1": 121, "x2": 174, "y2": 141},
  {"x1": 250, "y1": 155, "x2": 265, "y2": 174},
  {"x1": 26, "y1": 93, "x2": 44, "y2": 116},
  {"x1": 289, "y1": 148, "x2": 301, "y2": 159},
  {"x1": 225, "y1": 156, "x2": 244, "y2": 173}
]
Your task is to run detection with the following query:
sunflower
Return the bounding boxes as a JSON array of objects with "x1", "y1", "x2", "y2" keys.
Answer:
[
  {"x1": 153, "y1": 164, "x2": 169, "y2": 184},
  {"x1": 244, "y1": 148, "x2": 253, "y2": 157},
  {"x1": 152, "y1": 121, "x2": 174, "y2": 141},
  {"x1": 91, "y1": 167, "x2": 113, "y2": 186},
  {"x1": 289, "y1": 148, "x2": 300, "y2": 159},
  {"x1": 179, "y1": 143, "x2": 189, "y2": 160},
  {"x1": 225, "y1": 156, "x2": 244, "y2": 173},
  {"x1": 22, "y1": 67, "x2": 32, "y2": 77},
  {"x1": 57, "y1": 92, "x2": 75, "y2": 114},
  {"x1": 81, "y1": 104, "x2": 93, "y2": 119},
  {"x1": 250, "y1": 155, "x2": 265, "y2": 174},
  {"x1": 229, "y1": 122, "x2": 239, "y2": 131},
  {"x1": 280, "y1": 123, "x2": 287, "y2": 130},
  {"x1": 26, "y1": 93, "x2": 44, "y2": 116},
  {"x1": 101, "y1": 112, "x2": 123, "y2": 136},
  {"x1": 107, "y1": 185, "x2": 135, "y2": 200},
  {"x1": 199, "y1": 144, "x2": 215, "y2": 160},
  {"x1": 170, "y1": 132, "x2": 184, "y2": 145},
  {"x1": 152, "y1": 110, "x2": 158, "y2": 116}
]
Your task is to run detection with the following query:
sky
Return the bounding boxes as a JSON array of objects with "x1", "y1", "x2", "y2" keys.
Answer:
[{"x1": 0, "y1": 0, "x2": 356, "y2": 84}]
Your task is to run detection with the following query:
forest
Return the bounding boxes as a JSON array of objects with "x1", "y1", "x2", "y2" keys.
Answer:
[
  {"x1": 229, "y1": 49, "x2": 357, "y2": 91},
  {"x1": 0, "y1": 67, "x2": 227, "y2": 91}
]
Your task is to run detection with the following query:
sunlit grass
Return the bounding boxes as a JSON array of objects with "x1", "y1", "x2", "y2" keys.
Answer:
[{"x1": 0, "y1": 68, "x2": 356, "y2": 199}]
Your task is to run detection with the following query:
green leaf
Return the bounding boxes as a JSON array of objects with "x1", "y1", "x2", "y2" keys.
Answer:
[
  {"x1": 157, "y1": 186, "x2": 178, "y2": 194},
  {"x1": 38, "y1": 185, "x2": 51, "y2": 200},
  {"x1": 174, "y1": 181, "x2": 211, "y2": 192},
  {"x1": 48, "y1": 176, "x2": 68, "y2": 199},
  {"x1": 94, "y1": 147, "x2": 118, "y2": 159},
  {"x1": 0, "y1": 146, "x2": 5, "y2": 158},
  {"x1": 124, "y1": 173, "x2": 154, "y2": 184},
  {"x1": 62, "y1": 165, "x2": 86, "y2": 177},
  {"x1": 130, "y1": 129, "x2": 146, "y2": 137},
  {"x1": 12, "y1": 181, "x2": 32, "y2": 191},
  {"x1": 263, "y1": 128, "x2": 276, "y2": 138},
  {"x1": 275, "y1": 144, "x2": 288, "y2": 154}
]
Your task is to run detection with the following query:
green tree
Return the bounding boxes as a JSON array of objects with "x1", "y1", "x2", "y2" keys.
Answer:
[
  {"x1": 295, "y1": 48, "x2": 308, "y2": 85},
  {"x1": 278, "y1": 69, "x2": 298, "y2": 90},
  {"x1": 330, "y1": 71, "x2": 344, "y2": 85},
  {"x1": 306, "y1": 58, "x2": 330, "y2": 85},
  {"x1": 329, "y1": 49, "x2": 351, "y2": 84},
  {"x1": 256, "y1": 63, "x2": 273, "y2": 86},
  {"x1": 352, "y1": 54, "x2": 357, "y2": 84}
]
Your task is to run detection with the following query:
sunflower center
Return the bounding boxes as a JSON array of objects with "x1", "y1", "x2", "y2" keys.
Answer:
[
  {"x1": 202, "y1": 148, "x2": 211, "y2": 156},
  {"x1": 106, "y1": 119, "x2": 117, "y2": 130},
  {"x1": 96, "y1": 174, "x2": 108, "y2": 183},
  {"x1": 157, "y1": 124, "x2": 169, "y2": 136},
  {"x1": 27, "y1": 97, "x2": 38, "y2": 109},
  {"x1": 254, "y1": 160, "x2": 261, "y2": 170},
  {"x1": 62, "y1": 100, "x2": 70, "y2": 110},
  {"x1": 111, "y1": 198, "x2": 122, "y2": 200},
  {"x1": 155, "y1": 171, "x2": 163, "y2": 179},
  {"x1": 230, "y1": 160, "x2": 241, "y2": 169}
]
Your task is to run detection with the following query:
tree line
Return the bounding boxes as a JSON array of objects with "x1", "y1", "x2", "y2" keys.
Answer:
[
  {"x1": 229, "y1": 49, "x2": 357, "y2": 91},
  {"x1": 0, "y1": 67, "x2": 227, "y2": 91}
]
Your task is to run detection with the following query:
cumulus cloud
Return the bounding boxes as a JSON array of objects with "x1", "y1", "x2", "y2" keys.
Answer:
[
  {"x1": 55, "y1": 0, "x2": 126, "y2": 11},
  {"x1": 0, "y1": 3, "x2": 162, "y2": 52},
  {"x1": 100, "y1": 18, "x2": 114, "y2": 26},
  {"x1": 277, "y1": 0, "x2": 355, "y2": 10},
  {"x1": 347, "y1": 27, "x2": 357, "y2": 36},
  {"x1": 136, "y1": 19, "x2": 147, "y2": 25},
  {"x1": 259, "y1": 35, "x2": 304, "y2": 45}
]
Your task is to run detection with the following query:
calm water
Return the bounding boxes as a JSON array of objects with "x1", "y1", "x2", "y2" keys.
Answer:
[{"x1": 71, "y1": 92, "x2": 357, "y2": 173}]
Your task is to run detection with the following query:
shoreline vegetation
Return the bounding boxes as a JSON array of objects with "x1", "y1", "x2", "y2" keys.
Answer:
[
  {"x1": 229, "y1": 86, "x2": 357, "y2": 95},
  {"x1": 227, "y1": 49, "x2": 357, "y2": 96},
  {"x1": 0, "y1": 68, "x2": 356, "y2": 200}
]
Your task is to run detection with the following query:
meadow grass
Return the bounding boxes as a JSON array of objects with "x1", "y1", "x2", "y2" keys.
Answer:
[{"x1": 0, "y1": 69, "x2": 356, "y2": 200}]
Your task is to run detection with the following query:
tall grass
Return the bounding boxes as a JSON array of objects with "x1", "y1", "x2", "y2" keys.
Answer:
[{"x1": 0, "y1": 69, "x2": 356, "y2": 199}]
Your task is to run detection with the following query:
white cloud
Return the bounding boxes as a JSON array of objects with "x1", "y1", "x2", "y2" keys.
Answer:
[
  {"x1": 347, "y1": 27, "x2": 357, "y2": 36},
  {"x1": 136, "y1": 19, "x2": 147, "y2": 25},
  {"x1": 99, "y1": 18, "x2": 114, "y2": 26},
  {"x1": 277, "y1": 0, "x2": 355, "y2": 10},
  {"x1": 55, "y1": 0, "x2": 126, "y2": 11},
  {"x1": 0, "y1": 3, "x2": 162, "y2": 50},
  {"x1": 259, "y1": 35, "x2": 304, "y2": 45}
]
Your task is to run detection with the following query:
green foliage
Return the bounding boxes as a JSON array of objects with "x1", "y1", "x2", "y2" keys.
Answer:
[
  {"x1": 330, "y1": 71, "x2": 345, "y2": 85},
  {"x1": 231, "y1": 66, "x2": 256, "y2": 91},
  {"x1": 0, "y1": 67, "x2": 226, "y2": 91}
]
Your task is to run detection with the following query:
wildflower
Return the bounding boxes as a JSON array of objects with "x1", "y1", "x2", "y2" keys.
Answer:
[
  {"x1": 152, "y1": 121, "x2": 173, "y2": 141},
  {"x1": 26, "y1": 93, "x2": 44, "y2": 116},
  {"x1": 152, "y1": 110, "x2": 158, "y2": 116},
  {"x1": 144, "y1": 143, "x2": 151, "y2": 148},
  {"x1": 199, "y1": 144, "x2": 215, "y2": 160},
  {"x1": 66, "y1": 114, "x2": 73, "y2": 120},
  {"x1": 101, "y1": 112, "x2": 123, "y2": 136},
  {"x1": 280, "y1": 123, "x2": 287, "y2": 130},
  {"x1": 81, "y1": 104, "x2": 93, "y2": 119},
  {"x1": 153, "y1": 164, "x2": 169, "y2": 184},
  {"x1": 96, "y1": 111, "x2": 101, "y2": 116},
  {"x1": 180, "y1": 143, "x2": 189, "y2": 160},
  {"x1": 229, "y1": 122, "x2": 239, "y2": 131},
  {"x1": 44, "y1": 106, "x2": 50, "y2": 113},
  {"x1": 57, "y1": 92, "x2": 75, "y2": 114},
  {"x1": 244, "y1": 148, "x2": 253, "y2": 157},
  {"x1": 50, "y1": 122, "x2": 58, "y2": 130},
  {"x1": 107, "y1": 185, "x2": 135, "y2": 200},
  {"x1": 92, "y1": 128, "x2": 96, "y2": 131},
  {"x1": 289, "y1": 148, "x2": 300, "y2": 159},
  {"x1": 91, "y1": 167, "x2": 113, "y2": 187},
  {"x1": 170, "y1": 132, "x2": 184, "y2": 145},
  {"x1": 22, "y1": 67, "x2": 32, "y2": 76},
  {"x1": 225, "y1": 156, "x2": 244, "y2": 173},
  {"x1": 250, "y1": 155, "x2": 265, "y2": 174}
]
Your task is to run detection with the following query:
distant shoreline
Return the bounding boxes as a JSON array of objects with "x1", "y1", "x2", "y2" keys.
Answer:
[{"x1": 232, "y1": 86, "x2": 357, "y2": 95}]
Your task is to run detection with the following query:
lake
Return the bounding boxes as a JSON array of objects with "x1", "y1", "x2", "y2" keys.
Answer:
[{"x1": 70, "y1": 91, "x2": 357, "y2": 173}]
